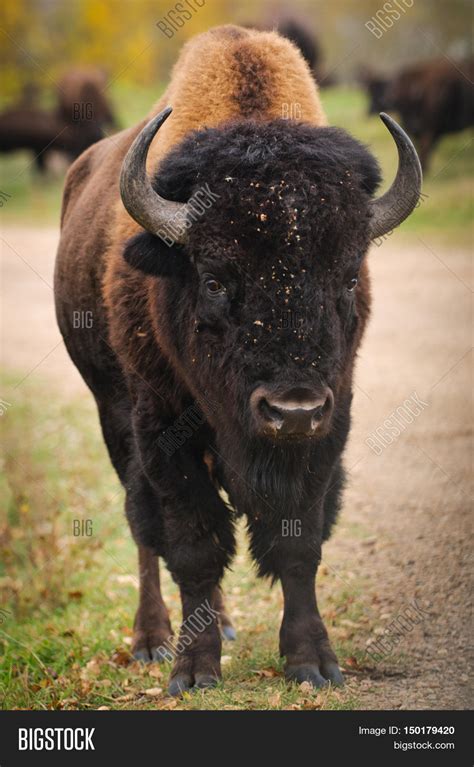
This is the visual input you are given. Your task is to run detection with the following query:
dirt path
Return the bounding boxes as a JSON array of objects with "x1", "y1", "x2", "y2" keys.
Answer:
[{"x1": 2, "y1": 225, "x2": 472, "y2": 709}]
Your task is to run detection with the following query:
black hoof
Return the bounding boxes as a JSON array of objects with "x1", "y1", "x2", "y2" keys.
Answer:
[
  {"x1": 152, "y1": 646, "x2": 174, "y2": 663},
  {"x1": 285, "y1": 664, "x2": 329, "y2": 688},
  {"x1": 321, "y1": 660, "x2": 344, "y2": 686},
  {"x1": 194, "y1": 673, "x2": 219, "y2": 690},
  {"x1": 168, "y1": 674, "x2": 192, "y2": 697},
  {"x1": 221, "y1": 625, "x2": 237, "y2": 641},
  {"x1": 133, "y1": 648, "x2": 152, "y2": 663}
]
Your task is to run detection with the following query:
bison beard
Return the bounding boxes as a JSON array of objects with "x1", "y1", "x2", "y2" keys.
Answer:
[{"x1": 56, "y1": 26, "x2": 420, "y2": 696}]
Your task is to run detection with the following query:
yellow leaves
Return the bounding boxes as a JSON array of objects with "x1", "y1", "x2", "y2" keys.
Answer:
[{"x1": 83, "y1": 1, "x2": 111, "y2": 29}]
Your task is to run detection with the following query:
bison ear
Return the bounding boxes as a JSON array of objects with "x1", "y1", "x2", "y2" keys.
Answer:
[
  {"x1": 351, "y1": 149, "x2": 381, "y2": 198},
  {"x1": 122, "y1": 231, "x2": 188, "y2": 277}
]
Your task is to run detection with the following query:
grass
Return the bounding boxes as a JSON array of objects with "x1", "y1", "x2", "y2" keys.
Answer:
[
  {"x1": 0, "y1": 371, "x2": 387, "y2": 710},
  {"x1": 0, "y1": 84, "x2": 472, "y2": 245}
]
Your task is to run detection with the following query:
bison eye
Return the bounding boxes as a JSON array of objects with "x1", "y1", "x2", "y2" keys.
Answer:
[
  {"x1": 205, "y1": 277, "x2": 226, "y2": 296},
  {"x1": 346, "y1": 276, "x2": 358, "y2": 292}
]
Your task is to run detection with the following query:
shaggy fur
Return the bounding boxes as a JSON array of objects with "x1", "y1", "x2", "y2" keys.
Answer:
[{"x1": 56, "y1": 25, "x2": 381, "y2": 693}]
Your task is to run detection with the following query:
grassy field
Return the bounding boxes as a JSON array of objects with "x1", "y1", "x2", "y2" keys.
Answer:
[
  {"x1": 0, "y1": 373, "x2": 379, "y2": 710},
  {"x1": 0, "y1": 84, "x2": 473, "y2": 244}
]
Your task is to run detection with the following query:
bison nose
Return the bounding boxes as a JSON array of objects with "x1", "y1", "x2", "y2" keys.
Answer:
[{"x1": 250, "y1": 386, "x2": 334, "y2": 438}]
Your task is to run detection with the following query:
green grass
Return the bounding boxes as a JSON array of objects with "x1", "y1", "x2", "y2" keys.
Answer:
[
  {"x1": 0, "y1": 372, "x2": 386, "y2": 710},
  {"x1": 0, "y1": 84, "x2": 472, "y2": 244}
]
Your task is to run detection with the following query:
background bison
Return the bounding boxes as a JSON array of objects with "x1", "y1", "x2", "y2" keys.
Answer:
[
  {"x1": 0, "y1": 67, "x2": 116, "y2": 172},
  {"x1": 362, "y1": 57, "x2": 474, "y2": 170}
]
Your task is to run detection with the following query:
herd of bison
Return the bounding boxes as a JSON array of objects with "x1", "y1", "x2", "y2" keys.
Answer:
[{"x1": 1, "y1": 19, "x2": 472, "y2": 174}]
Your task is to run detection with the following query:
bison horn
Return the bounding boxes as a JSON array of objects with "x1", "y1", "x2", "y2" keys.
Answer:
[
  {"x1": 120, "y1": 106, "x2": 189, "y2": 245},
  {"x1": 369, "y1": 112, "x2": 422, "y2": 240}
]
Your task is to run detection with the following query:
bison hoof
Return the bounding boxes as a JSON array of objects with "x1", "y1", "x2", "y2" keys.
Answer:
[
  {"x1": 133, "y1": 645, "x2": 173, "y2": 664},
  {"x1": 320, "y1": 660, "x2": 345, "y2": 686},
  {"x1": 285, "y1": 662, "x2": 344, "y2": 688},
  {"x1": 168, "y1": 673, "x2": 193, "y2": 696},
  {"x1": 133, "y1": 648, "x2": 153, "y2": 664},
  {"x1": 286, "y1": 664, "x2": 328, "y2": 688},
  {"x1": 152, "y1": 646, "x2": 174, "y2": 663},
  {"x1": 194, "y1": 673, "x2": 219, "y2": 689},
  {"x1": 221, "y1": 625, "x2": 237, "y2": 641},
  {"x1": 168, "y1": 670, "x2": 220, "y2": 697}
]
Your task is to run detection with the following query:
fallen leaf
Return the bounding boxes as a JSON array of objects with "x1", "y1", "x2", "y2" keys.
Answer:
[
  {"x1": 144, "y1": 687, "x2": 163, "y2": 697},
  {"x1": 302, "y1": 698, "x2": 322, "y2": 710},
  {"x1": 268, "y1": 691, "x2": 281, "y2": 707},
  {"x1": 160, "y1": 699, "x2": 178, "y2": 709},
  {"x1": 111, "y1": 649, "x2": 131, "y2": 667},
  {"x1": 345, "y1": 656, "x2": 365, "y2": 671},
  {"x1": 68, "y1": 590, "x2": 83, "y2": 600},
  {"x1": 252, "y1": 667, "x2": 280, "y2": 678}
]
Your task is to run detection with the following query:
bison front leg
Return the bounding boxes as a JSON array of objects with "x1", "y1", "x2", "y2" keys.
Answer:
[
  {"x1": 165, "y1": 509, "x2": 235, "y2": 696},
  {"x1": 250, "y1": 510, "x2": 343, "y2": 688},
  {"x1": 131, "y1": 388, "x2": 235, "y2": 694},
  {"x1": 279, "y1": 561, "x2": 344, "y2": 688}
]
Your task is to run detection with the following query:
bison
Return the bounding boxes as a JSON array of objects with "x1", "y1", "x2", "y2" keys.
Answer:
[
  {"x1": 56, "y1": 67, "x2": 116, "y2": 131},
  {"x1": 0, "y1": 68, "x2": 115, "y2": 173},
  {"x1": 362, "y1": 58, "x2": 474, "y2": 171},
  {"x1": 359, "y1": 68, "x2": 392, "y2": 116},
  {"x1": 0, "y1": 105, "x2": 103, "y2": 173},
  {"x1": 55, "y1": 25, "x2": 421, "y2": 696},
  {"x1": 0, "y1": 107, "x2": 69, "y2": 172}
]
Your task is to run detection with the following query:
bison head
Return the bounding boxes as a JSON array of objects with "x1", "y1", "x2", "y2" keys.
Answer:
[{"x1": 121, "y1": 109, "x2": 421, "y2": 454}]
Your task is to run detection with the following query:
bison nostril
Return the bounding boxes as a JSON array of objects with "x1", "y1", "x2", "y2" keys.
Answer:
[
  {"x1": 311, "y1": 405, "x2": 325, "y2": 424},
  {"x1": 310, "y1": 392, "x2": 333, "y2": 429},
  {"x1": 259, "y1": 398, "x2": 284, "y2": 429}
]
